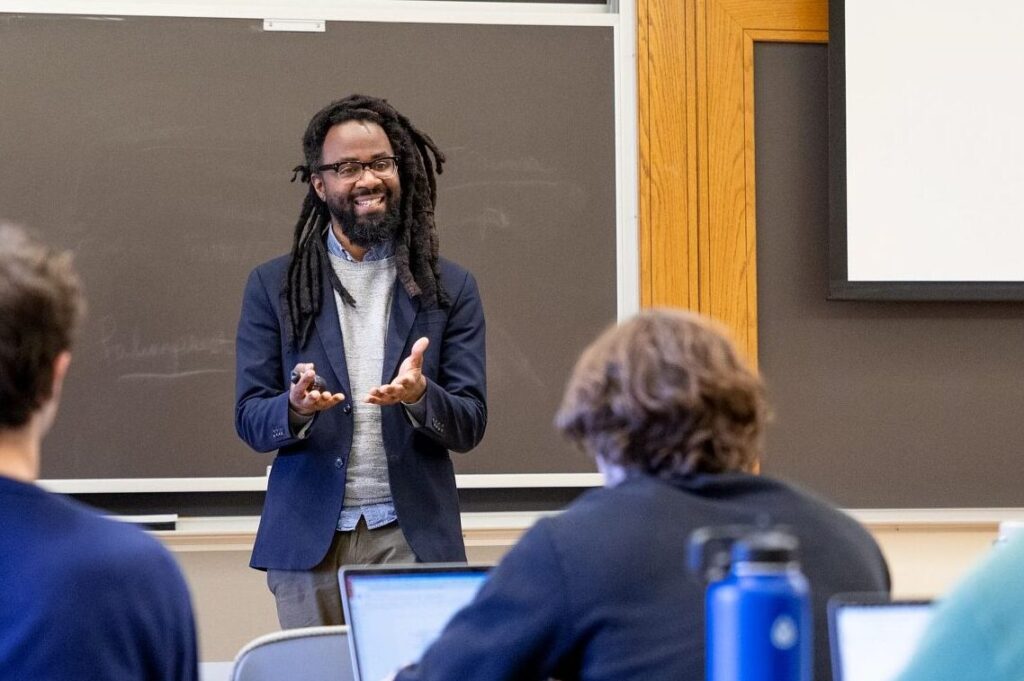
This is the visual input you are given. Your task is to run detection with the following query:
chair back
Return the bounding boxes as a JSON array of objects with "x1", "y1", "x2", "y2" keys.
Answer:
[{"x1": 231, "y1": 625, "x2": 352, "y2": 681}]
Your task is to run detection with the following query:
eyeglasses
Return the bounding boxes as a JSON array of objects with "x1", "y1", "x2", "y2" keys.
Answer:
[{"x1": 315, "y1": 156, "x2": 399, "y2": 181}]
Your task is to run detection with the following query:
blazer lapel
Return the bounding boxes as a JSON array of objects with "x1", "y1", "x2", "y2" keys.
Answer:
[
  {"x1": 383, "y1": 279, "x2": 420, "y2": 383},
  {"x1": 313, "y1": 270, "x2": 352, "y2": 398}
]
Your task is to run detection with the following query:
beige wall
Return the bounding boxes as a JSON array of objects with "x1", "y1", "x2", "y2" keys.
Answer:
[
  {"x1": 164, "y1": 519, "x2": 1002, "y2": 663},
  {"x1": 873, "y1": 526, "x2": 997, "y2": 598}
]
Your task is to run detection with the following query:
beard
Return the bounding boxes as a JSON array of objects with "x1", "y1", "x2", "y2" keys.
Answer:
[{"x1": 327, "y1": 191, "x2": 402, "y2": 249}]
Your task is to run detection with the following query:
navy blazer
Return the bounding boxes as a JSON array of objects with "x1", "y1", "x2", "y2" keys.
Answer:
[{"x1": 235, "y1": 253, "x2": 487, "y2": 570}]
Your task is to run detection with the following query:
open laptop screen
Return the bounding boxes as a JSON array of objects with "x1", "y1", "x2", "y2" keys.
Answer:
[
  {"x1": 829, "y1": 596, "x2": 934, "y2": 681},
  {"x1": 341, "y1": 565, "x2": 490, "y2": 681}
]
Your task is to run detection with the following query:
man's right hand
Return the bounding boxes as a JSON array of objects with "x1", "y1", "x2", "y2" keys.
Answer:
[{"x1": 289, "y1": 363, "x2": 345, "y2": 415}]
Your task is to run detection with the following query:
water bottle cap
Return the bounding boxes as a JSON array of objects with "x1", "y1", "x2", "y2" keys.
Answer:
[{"x1": 732, "y1": 530, "x2": 799, "y2": 564}]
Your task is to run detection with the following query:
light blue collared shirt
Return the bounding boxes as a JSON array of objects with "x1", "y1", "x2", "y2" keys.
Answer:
[{"x1": 326, "y1": 226, "x2": 395, "y2": 262}]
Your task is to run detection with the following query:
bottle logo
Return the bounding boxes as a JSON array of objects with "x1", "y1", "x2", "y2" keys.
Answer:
[{"x1": 770, "y1": 614, "x2": 799, "y2": 650}]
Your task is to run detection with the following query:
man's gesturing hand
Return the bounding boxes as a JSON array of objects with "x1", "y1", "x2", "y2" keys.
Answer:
[
  {"x1": 289, "y1": 363, "x2": 345, "y2": 416},
  {"x1": 366, "y1": 337, "x2": 429, "y2": 406}
]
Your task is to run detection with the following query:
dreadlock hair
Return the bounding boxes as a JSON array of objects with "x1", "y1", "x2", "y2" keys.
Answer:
[{"x1": 284, "y1": 94, "x2": 449, "y2": 349}]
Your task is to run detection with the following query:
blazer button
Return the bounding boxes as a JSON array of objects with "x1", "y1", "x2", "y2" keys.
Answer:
[
  {"x1": 335, "y1": 457, "x2": 343, "y2": 469},
  {"x1": 343, "y1": 404, "x2": 353, "y2": 415}
]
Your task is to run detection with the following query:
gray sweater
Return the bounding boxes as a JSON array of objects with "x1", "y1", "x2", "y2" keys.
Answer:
[{"x1": 328, "y1": 253, "x2": 396, "y2": 507}]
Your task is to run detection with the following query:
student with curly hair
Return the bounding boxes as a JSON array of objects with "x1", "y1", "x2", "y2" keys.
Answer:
[{"x1": 393, "y1": 309, "x2": 887, "y2": 681}]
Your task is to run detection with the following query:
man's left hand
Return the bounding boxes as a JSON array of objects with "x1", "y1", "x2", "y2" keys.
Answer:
[{"x1": 366, "y1": 336, "x2": 428, "y2": 406}]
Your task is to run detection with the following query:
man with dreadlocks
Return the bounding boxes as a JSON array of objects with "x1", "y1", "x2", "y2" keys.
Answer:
[{"x1": 234, "y1": 95, "x2": 487, "y2": 628}]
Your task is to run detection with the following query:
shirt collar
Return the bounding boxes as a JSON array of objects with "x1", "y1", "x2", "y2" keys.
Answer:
[{"x1": 326, "y1": 226, "x2": 395, "y2": 262}]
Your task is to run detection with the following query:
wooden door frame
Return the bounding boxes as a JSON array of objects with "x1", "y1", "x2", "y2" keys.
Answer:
[{"x1": 638, "y1": 0, "x2": 828, "y2": 363}]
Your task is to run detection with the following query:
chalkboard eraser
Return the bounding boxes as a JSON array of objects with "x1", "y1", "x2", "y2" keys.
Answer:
[
  {"x1": 263, "y1": 19, "x2": 325, "y2": 33},
  {"x1": 107, "y1": 514, "x2": 179, "y2": 531}
]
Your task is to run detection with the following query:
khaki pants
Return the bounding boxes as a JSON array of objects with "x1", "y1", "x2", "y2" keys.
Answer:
[{"x1": 267, "y1": 518, "x2": 416, "y2": 628}]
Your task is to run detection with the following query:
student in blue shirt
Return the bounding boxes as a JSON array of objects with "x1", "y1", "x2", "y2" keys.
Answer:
[{"x1": 0, "y1": 223, "x2": 198, "y2": 681}]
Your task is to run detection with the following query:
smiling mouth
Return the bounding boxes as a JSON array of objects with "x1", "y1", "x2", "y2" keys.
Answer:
[{"x1": 353, "y1": 194, "x2": 386, "y2": 210}]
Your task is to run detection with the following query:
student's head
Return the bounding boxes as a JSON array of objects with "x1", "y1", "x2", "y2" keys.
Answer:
[
  {"x1": 285, "y1": 95, "x2": 449, "y2": 348},
  {"x1": 0, "y1": 223, "x2": 83, "y2": 437},
  {"x1": 555, "y1": 309, "x2": 767, "y2": 479}
]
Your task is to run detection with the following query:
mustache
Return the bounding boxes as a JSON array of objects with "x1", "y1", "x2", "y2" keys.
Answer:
[{"x1": 350, "y1": 188, "x2": 388, "y2": 200}]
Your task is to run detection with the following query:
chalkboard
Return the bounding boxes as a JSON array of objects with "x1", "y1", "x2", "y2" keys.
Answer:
[
  {"x1": 0, "y1": 14, "x2": 617, "y2": 484},
  {"x1": 755, "y1": 42, "x2": 1024, "y2": 508}
]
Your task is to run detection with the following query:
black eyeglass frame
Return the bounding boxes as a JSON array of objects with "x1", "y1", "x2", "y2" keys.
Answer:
[{"x1": 314, "y1": 156, "x2": 400, "y2": 179}]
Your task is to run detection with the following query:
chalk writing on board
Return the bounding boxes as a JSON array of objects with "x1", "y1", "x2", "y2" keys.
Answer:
[
  {"x1": 182, "y1": 236, "x2": 280, "y2": 265},
  {"x1": 448, "y1": 148, "x2": 557, "y2": 175},
  {"x1": 446, "y1": 179, "x2": 567, "y2": 193},
  {"x1": 118, "y1": 369, "x2": 230, "y2": 381},
  {"x1": 98, "y1": 318, "x2": 234, "y2": 372},
  {"x1": 445, "y1": 208, "x2": 511, "y2": 236}
]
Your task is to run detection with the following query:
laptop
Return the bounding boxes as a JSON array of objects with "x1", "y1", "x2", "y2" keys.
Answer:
[
  {"x1": 340, "y1": 564, "x2": 491, "y2": 681},
  {"x1": 828, "y1": 594, "x2": 935, "y2": 681}
]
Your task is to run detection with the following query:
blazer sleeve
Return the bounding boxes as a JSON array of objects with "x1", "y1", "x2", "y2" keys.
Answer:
[
  {"x1": 417, "y1": 269, "x2": 487, "y2": 453},
  {"x1": 394, "y1": 521, "x2": 573, "y2": 681},
  {"x1": 234, "y1": 266, "x2": 302, "y2": 453}
]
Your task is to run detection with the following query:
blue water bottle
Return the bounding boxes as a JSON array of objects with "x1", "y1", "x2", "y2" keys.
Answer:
[{"x1": 690, "y1": 527, "x2": 811, "y2": 681}]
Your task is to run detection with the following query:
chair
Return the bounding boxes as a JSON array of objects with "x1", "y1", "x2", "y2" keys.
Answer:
[{"x1": 231, "y1": 625, "x2": 352, "y2": 681}]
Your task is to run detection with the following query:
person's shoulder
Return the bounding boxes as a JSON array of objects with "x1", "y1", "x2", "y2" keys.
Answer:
[
  {"x1": 7, "y1": 484, "x2": 117, "y2": 534},
  {"x1": 436, "y1": 257, "x2": 483, "y2": 306},
  {"x1": 438, "y1": 256, "x2": 470, "y2": 275},
  {"x1": 534, "y1": 483, "x2": 636, "y2": 539},
  {"x1": 251, "y1": 253, "x2": 291, "y2": 278},
  {"x1": 517, "y1": 480, "x2": 677, "y2": 569},
  {"x1": 739, "y1": 474, "x2": 864, "y2": 530},
  {"x1": 753, "y1": 474, "x2": 854, "y2": 517},
  {"x1": 555, "y1": 476, "x2": 672, "y2": 511},
  {"x1": 437, "y1": 257, "x2": 479, "y2": 285},
  {"x1": 956, "y1": 533, "x2": 1024, "y2": 602},
  {"x1": 9, "y1": 491, "x2": 185, "y2": 594},
  {"x1": 50, "y1": 495, "x2": 181, "y2": 575},
  {"x1": 242, "y1": 254, "x2": 291, "y2": 299},
  {"x1": 752, "y1": 474, "x2": 887, "y2": 565}
]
